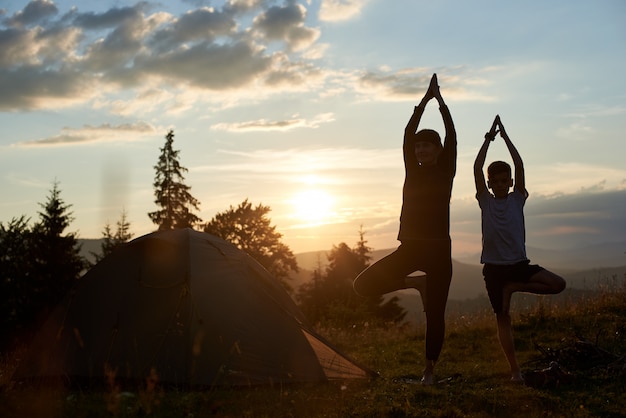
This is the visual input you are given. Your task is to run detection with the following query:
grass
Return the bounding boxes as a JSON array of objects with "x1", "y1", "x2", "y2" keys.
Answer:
[{"x1": 1, "y1": 277, "x2": 625, "y2": 417}]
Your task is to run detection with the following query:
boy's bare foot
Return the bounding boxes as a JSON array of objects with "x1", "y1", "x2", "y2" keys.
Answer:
[{"x1": 511, "y1": 373, "x2": 524, "y2": 383}]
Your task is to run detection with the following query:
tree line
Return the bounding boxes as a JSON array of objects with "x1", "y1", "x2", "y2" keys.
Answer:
[{"x1": 0, "y1": 130, "x2": 404, "y2": 350}]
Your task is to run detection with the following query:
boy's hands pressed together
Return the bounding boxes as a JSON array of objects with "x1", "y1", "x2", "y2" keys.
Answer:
[
  {"x1": 497, "y1": 116, "x2": 511, "y2": 141},
  {"x1": 485, "y1": 114, "x2": 499, "y2": 142}
]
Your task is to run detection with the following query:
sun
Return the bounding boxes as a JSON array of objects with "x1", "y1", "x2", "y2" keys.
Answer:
[{"x1": 290, "y1": 189, "x2": 334, "y2": 225}]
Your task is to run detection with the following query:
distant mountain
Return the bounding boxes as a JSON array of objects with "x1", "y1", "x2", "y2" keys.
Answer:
[
  {"x1": 79, "y1": 238, "x2": 625, "y2": 301},
  {"x1": 527, "y1": 241, "x2": 626, "y2": 270},
  {"x1": 456, "y1": 241, "x2": 626, "y2": 270},
  {"x1": 293, "y1": 242, "x2": 626, "y2": 301}
]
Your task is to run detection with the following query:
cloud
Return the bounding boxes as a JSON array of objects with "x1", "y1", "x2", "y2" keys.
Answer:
[
  {"x1": 524, "y1": 189, "x2": 626, "y2": 246},
  {"x1": 319, "y1": 0, "x2": 367, "y2": 22},
  {"x1": 5, "y1": 0, "x2": 58, "y2": 27},
  {"x1": 0, "y1": 66, "x2": 94, "y2": 110},
  {"x1": 136, "y1": 40, "x2": 274, "y2": 89},
  {"x1": 211, "y1": 112, "x2": 335, "y2": 132},
  {"x1": 0, "y1": 1, "x2": 505, "y2": 118},
  {"x1": 556, "y1": 120, "x2": 594, "y2": 141},
  {"x1": 0, "y1": 1, "x2": 324, "y2": 112},
  {"x1": 148, "y1": 7, "x2": 236, "y2": 52},
  {"x1": 353, "y1": 66, "x2": 499, "y2": 102},
  {"x1": 556, "y1": 103, "x2": 626, "y2": 141},
  {"x1": 529, "y1": 162, "x2": 626, "y2": 196},
  {"x1": 252, "y1": 1, "x2": 320, "y2": 51},
  {"x1": 72, "y1": 4, "x2": 146, "y2": 29},
  {"x1": 450, "y1": 189, "x2": 626, "y2": 255},
  {"x1": 16, "y1": 122, "x2": 157, "y2": 146}
]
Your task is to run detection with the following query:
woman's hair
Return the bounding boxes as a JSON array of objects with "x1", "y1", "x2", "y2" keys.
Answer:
[
  {"x1": 487, "y1": 160, "x2": 511, "y2": 179},
  {"x1": 414, "y1": 129, "x2": 442, "y2": 146}
]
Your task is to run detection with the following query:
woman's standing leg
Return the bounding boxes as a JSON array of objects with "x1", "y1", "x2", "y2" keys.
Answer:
[{"x1": 422, "y1": 240, "x2": 452, "y2": 383}]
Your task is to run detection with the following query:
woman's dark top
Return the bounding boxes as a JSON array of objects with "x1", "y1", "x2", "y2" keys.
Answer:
[{"x1": 398, "y1": 104, "x2": 456, "y2": 241}]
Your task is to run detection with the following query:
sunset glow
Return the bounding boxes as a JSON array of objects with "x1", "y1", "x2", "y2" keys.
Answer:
[
  {"x1": 290, "y1": 189, "x2": 335, "y2": 226},
  {"x1": 0, "y1": 1, "x2": 624, "y2": 254}
]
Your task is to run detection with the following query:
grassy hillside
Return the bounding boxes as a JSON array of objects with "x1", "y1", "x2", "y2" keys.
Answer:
[{"x1": 2, "y1": 277, "x2": 624, "y2": 417}]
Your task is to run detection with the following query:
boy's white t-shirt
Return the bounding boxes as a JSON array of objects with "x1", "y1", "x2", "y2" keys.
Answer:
[{"x1": 477, "y1": 188, "x2": 528, "y2": 265}]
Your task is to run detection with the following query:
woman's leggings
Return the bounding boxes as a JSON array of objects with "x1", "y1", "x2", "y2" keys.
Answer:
[{"x1": 353, "y1": 239, "x2": 452, "y2": 362}]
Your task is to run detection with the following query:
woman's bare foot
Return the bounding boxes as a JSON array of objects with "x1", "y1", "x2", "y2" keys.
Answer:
[{"x1": 421, "y1": 360, "x2": 435, "y2": 385}]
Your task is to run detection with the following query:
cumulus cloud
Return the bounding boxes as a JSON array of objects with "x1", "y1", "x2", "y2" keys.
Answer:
[
  {"x1": 0, "y1": 0, "x2": 501, "y2": 130},
  {"x1": 319, "y1": 0, "x2": 367, "y2": 22},
  {"x1": 149, "y1": 7, "x2": 236, "y2": 52},
  {"x1": 0, "y1": 1, "x2": 487, "y2": 119},
  {"x1": 0, "y1": 1, "x2": 324, "y2": 112},
  {"x1": 252, "y1": 1, "x2": 320, "y2": 51},
  {"x1": 5, "y1": 0, "x2": 58, "y2": 27},
  {"x1": 72, "y1": 4, "x2": 146, "y2": 29}
]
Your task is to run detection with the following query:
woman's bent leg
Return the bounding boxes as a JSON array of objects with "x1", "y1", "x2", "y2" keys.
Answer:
[{"x1": 353, "y1": 245, "x2": 416, "y2": 297}]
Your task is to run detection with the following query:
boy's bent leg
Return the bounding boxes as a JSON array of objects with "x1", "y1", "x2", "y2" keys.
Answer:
[
  {"x1": 529, "y1": 269, "x2": 566, "y2": 294},
  {"x1": 510, "y1": 268, "x2": 566, "y2": 296}
]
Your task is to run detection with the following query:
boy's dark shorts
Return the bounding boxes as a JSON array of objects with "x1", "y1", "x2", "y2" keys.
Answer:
[{"x1": 483, "y1": 260, "x2": 544, "y2": 313}]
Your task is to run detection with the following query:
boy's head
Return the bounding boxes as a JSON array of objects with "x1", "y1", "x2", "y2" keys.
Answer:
[
  {"x1": 487, "y1": 161, "x2": 511, "y2": 179},
  {"x1": 487, "y1": 161, "x2": 513, "y2": 198},
  {"x1": 413, "y1": 129, "x2": 442, "y2": 166}
]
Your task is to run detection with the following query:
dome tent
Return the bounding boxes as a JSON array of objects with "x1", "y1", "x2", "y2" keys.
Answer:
[{"x1": 13, "y1": 228, "x2": 375, "y2": 387}]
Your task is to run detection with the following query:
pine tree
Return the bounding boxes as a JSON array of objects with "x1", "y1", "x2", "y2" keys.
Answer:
[
  {"x1": 148, "y1": 130, "x2": 202, "y2": 230},
  {"x1": 204, "y1": 199, "x2": 298, "y2": 290},
  {"x1": 297, "y1": 230, "x2": 406, "y2": 326},
  {"x1": 0, "y1": 216, "x2": 34, "y2": 347},
  {"x1": 31, "y1": 181, "x2": 87, "y2": 321},
  {"x1": 94, "y1": 210, "x2": 134, "y2": 262}
]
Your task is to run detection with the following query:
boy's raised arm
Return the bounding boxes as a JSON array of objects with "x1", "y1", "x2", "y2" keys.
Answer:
[
  {"x1": 498, "y1": 118, "x2": 526, "y2": 194},
  {"x1": 474, "y1": 116, "x2": 498, "y2": 195}
]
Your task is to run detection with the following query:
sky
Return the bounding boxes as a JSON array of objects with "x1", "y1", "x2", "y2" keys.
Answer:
[{"x1": 1, "y1": 0, "x2": 625, "y2": 257}]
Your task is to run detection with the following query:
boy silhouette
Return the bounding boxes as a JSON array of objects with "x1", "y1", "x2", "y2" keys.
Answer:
[
  {"x1": 354, "y1": 73, "x2": 456, "y2": 385},
  {"x1": 474, "y1": 115, "x2": 566, "y2": 382}
]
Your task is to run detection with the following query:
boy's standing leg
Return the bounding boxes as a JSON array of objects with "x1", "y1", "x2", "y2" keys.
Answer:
[
  {"x1": 497, "y1": 268, "x2": 565, "y2": 381},
  {"x1": 496, "y1": 301, "x2": 524, "y2": 382}
]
